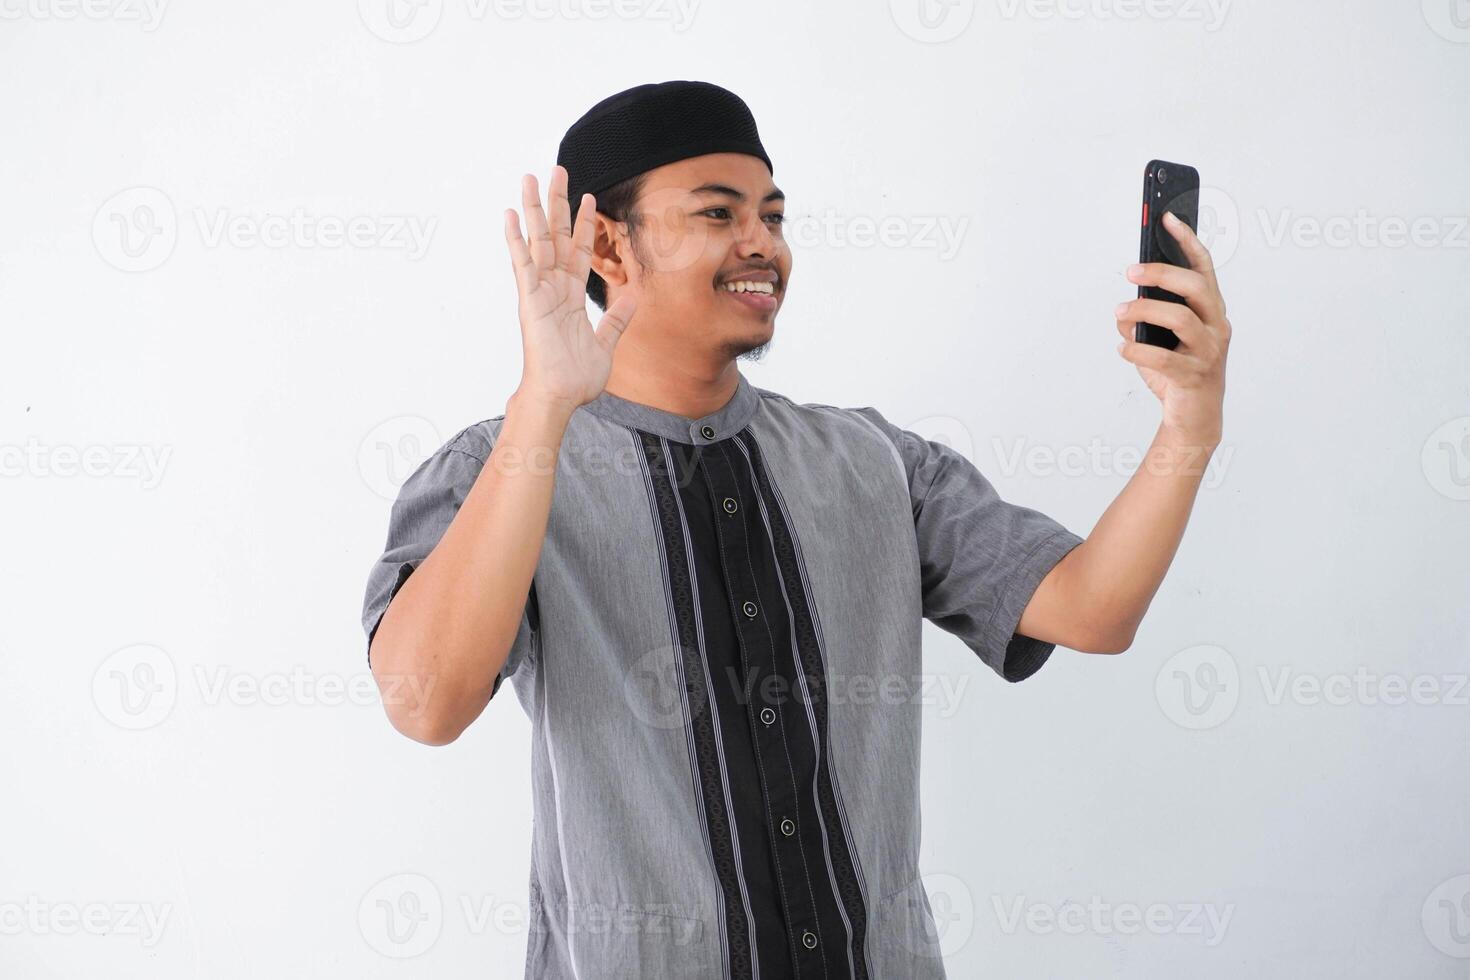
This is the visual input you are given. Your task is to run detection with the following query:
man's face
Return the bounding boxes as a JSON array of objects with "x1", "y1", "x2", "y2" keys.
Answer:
[{"x1": 603, "y1": 152, "x2": 790, "y2": 362}]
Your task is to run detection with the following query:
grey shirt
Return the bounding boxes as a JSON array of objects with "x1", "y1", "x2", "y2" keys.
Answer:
[{"x1": 361, "y1": 372, "x2": 1084, "y2": 979}]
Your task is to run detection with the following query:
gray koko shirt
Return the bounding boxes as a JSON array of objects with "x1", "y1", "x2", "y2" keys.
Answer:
[{"x1": 360, "y1": 371, "x2": 1084, "y2": 979}]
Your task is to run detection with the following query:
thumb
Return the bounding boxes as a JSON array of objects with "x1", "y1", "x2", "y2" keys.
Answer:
[{"x1": 594, "y1": 294, "x2": 636, "y2": 354}]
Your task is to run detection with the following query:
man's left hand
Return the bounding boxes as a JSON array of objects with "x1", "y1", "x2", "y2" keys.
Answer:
[{"x1": 1114, "y1": 209, "x2": 1231, "y2": 448}]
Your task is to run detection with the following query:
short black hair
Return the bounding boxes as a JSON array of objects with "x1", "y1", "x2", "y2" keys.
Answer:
[{"x1": 584, "y1": 172, "x2": 648, "y2": 312}]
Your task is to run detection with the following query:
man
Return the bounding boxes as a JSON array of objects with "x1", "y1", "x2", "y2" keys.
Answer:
[{"x1": 361, "y1": 80, "x2": 1230, "y2": 979}]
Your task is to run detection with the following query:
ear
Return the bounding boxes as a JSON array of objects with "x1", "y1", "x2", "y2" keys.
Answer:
[{"x1": 590, "y1": 212, "x2": 630, "y2": 288}]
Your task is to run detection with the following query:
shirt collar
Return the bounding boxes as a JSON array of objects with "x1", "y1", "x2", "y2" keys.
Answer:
[{"x1": 582, "y1": 371, "x2": 761, "y2": 445}]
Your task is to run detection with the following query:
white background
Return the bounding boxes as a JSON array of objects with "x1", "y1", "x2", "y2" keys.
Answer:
[{"x1": 3, "y1": 0, "x2": 1468, "y2": 976}]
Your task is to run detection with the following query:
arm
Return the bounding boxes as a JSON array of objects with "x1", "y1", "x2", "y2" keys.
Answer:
[
  {"x1": 1018, "y1": 210, "x2": 1232, "y2": 654},
  {"x1": 369, "y1": 391, "x2": 571, "y2": 744},
  {"x1": 368, "y1": 164, "x2": 636, "y2": 744}
]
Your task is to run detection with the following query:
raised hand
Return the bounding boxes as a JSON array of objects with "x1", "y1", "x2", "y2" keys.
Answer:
[
  {"x1": 1114, "y1": 210, "x2": 1231, "y2": 447},
  {"x1": 503, "y1": 165, "x2": 637, "y2": 413}
]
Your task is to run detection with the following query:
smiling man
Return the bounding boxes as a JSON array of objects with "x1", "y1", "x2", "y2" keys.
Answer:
[{"x1": 360, "y1": 80, "x2": 1230, "y2": 979}]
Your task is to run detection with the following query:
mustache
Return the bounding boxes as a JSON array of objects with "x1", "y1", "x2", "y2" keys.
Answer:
[{"x1": 715, "y1": 266, "x2": 781, "y2": 284}]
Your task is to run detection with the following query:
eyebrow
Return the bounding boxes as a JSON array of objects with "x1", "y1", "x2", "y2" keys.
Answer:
[{"x1": 689, "y1": 183, "x2": 786, "y2": 205}]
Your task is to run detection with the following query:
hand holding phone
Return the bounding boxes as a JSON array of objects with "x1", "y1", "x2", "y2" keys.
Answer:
[{"x1": 1135, "y1": 160, "x2": 1200, "y2": 349}]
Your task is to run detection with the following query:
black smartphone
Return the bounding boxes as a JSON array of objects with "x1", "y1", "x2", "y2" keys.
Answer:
[{"x1": 1135, "y1": 159, "x2": 1200, "y2": 349}]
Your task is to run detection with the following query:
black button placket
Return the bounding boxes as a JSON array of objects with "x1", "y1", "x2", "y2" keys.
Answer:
[{"x1": 696, "y1": 424, "x2": 830, "y2": 975}]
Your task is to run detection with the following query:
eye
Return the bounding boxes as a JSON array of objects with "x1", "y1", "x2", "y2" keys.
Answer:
[{"x1": 699, "y1": 207, "x2": 785, "y2": 226}]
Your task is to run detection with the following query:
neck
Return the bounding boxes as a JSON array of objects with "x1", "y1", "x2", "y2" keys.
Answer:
[{"x1": 601, "y1": 333, "x2": 742, "y2": 420}]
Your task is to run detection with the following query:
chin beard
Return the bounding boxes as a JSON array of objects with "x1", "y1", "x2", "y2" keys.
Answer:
[{"x1": 734, "y1": 337, "x2": 772, "y2": 362}]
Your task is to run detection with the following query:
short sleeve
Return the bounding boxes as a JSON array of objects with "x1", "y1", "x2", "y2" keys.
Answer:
[
  {"x1": 360, "y1": 424, "x2": 538, "y2": 700},
  {"x1": 854, "y1": 407, "x2": 1084, "y2": 682}
]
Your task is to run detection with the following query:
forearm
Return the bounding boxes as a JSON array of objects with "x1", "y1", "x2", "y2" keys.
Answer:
[
  {"x1": 1047, "y1": 425, "x2": 1217, "y2": 651},
  {"x1": 369, "y1": 388, "x2": 572, "y2": 743},
  {"x1": 1022, "y1": 208, "x2": 1230, "y2": 654}
]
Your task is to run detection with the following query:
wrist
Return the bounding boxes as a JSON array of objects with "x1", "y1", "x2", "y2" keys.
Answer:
[
  {"x1": 1146, "y1": 425, "x2": 1221, "y2": 481},
  {"x1": 1157, "y1": 421, "x2": 1222, "y2": 454},
  {"x1": 509, "y1": 385, "x2": 579, "y2": 425}
]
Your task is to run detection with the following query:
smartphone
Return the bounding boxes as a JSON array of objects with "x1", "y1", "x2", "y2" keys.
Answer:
[{"x1": 1135, "y1": 160, "x2": 1200, "y2": 349}]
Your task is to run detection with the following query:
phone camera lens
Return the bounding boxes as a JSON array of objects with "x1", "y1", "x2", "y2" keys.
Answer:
[{"x1": 1158, "y1": 168, "x2": 1168, "y2": 184}]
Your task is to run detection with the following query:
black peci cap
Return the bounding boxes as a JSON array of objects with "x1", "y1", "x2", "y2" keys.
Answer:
[{"x1": 557, "y1": 80, "x2": 773, "y2": 224}]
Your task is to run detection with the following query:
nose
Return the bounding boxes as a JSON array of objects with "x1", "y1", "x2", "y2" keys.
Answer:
[{"x1": 735, "y1": 209, "x2": 777, "y2": 259}]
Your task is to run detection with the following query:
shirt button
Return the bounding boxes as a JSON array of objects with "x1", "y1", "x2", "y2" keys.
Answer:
[
  {"x1": 700, "y1": 425, "x2": 716, "y2": 439},
  {"x1": 722, "y1": 497, "x2": 738, "y2": 514},
  {"x1": 780, "y1": 817, "x2": 795, "y2": 836},
  {"x1": 802, "y1": 930, "x2": 818, "y2": 949},
  {"x1": 742, "y1": 600, "x2": 758, "y2": 618},
  {"x1": 759, "y1": 707, "x2": 775, "y2": 725}
]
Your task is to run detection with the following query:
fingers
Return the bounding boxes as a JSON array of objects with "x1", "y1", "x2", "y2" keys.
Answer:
[
  {"x1": 548, "y1": 165, "x2": 574, "y2": 272},
  {"x1": 570, "y1": 191, "x2": 597, "y2": 284},
  {"x1": 1126, "y1": 262, "x2": 1205, "y2": 302},
  {"x1": 594, "y1": 293, "x2": 637, "y2": 353},
  {"x1": 1115, "y1": 298, "x2": 1213, "y2": 351},
  {"x1": 1115, "y1": 302, "x2": 1228, "y2": 388},
  {"x1": 522, "y1": 172, "x2": 555, "y2": 272},
  {"x1": 1126, "y1": 261, "x2": 1225, "y2": 326},
  {"x1": 1117, "y1": 335, "x2": 1224, "y2": 396},
  {"x1": 503, "y1": 209, "x2": 535, "y2": 298},
  {"x1": 1162, "y1": 210, "x2": 1219, "y2": 293},
  {"x1": 1117, "y1": 337, "x2": 1192, "y2": 375}
]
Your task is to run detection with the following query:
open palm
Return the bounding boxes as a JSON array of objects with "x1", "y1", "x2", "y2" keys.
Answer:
[{"x1": 503, "y1": 165, "x2": 637, "y2": 411}]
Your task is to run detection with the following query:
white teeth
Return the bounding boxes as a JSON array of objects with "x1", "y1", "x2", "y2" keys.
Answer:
[{"x1": 721, "y1": 280, "x2": 775, "y2": 294}]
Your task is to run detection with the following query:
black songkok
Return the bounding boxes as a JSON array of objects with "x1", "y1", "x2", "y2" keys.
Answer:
[{"x1": 557, "y1": 80, "x2": 773, "y2": 224}]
